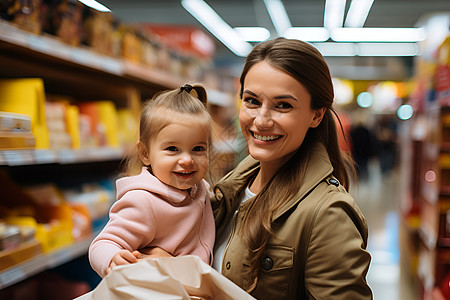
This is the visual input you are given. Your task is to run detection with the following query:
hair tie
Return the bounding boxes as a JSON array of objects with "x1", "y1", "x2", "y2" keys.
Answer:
[{"x1": 180, "y1": 84, "x2": 193, "y2": 93}]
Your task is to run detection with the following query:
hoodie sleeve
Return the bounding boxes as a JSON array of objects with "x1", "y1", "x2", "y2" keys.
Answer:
[{"x1": 88, "y1": 190, "x2": 157, "y2": 277}]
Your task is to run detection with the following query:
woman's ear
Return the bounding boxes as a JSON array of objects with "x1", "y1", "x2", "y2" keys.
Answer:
[
  {"x1": 310, "y1": 107, "x2": 326, "y2": 128},
  {"x1": 137, "y1": 141, "x2": 151, "y2": 166}
]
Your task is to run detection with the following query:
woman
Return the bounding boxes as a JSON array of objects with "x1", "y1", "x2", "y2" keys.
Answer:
[{"x1": 211, "y1": 38, "x2": 372, "y2": 299}]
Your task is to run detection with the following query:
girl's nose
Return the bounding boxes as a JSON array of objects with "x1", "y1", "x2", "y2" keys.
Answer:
[{"x1": 178, "y1": 153, "x2": 194, "y2": 165}]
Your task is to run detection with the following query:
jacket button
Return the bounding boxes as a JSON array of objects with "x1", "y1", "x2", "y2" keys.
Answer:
[
  {"x1": 226, "y1": 261, "x2": 231, "y2": 270},
  {"x1": 261, "y1": 257, "x2": 273, "y2": 270},
  {"x1": 328, "y1": 178, "x2": 339, "y2": 186}
]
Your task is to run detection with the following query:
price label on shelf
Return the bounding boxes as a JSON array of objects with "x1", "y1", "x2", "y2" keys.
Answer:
[
  {"x1": 0, "y1": 267, "x2": 25, "y2": 289},
  {"x1": 34, "y1": 149, "x2": 57, "y2": 164},
  {"x1": 2, "y1": 150, "x2": 34, "y2": 166}
]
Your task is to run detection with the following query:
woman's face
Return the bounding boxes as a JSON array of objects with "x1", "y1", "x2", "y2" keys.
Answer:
[{"x1": 239, "y1": 61, "x2": 325, "y2": 168}]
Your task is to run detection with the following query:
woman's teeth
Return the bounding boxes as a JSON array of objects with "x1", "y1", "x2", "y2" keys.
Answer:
[{"x1": 253, "y1": 133, "x2": 280, "y2": 141}]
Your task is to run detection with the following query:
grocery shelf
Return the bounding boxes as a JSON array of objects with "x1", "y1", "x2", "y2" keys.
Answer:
[
  {"x1": 0, "y1": 148, "x2": 125, "y2": 166},
  {"x1": 0, "y1": 234, "x2": 95, "y2": 290},
  {"x1": 0, "y1": 20, "x2": 231, "y2": 105}
]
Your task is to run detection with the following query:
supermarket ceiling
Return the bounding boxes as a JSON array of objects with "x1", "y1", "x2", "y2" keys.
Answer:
[{"x1": 100, "y1": 0, "x2": 450, "y2": 80}]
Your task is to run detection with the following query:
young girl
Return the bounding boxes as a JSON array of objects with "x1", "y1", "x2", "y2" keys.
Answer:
[{"x1": 89, "y1": 84, "x2": 215, "y2": 278}]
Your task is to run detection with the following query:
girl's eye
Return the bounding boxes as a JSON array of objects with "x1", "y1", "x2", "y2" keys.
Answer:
[
  {"x1": 165, "y1": 146, "x2": 178, "y2": 152},
  {"x1": 193, "y1": 146, "x2": 206, "y2": 152},
  {"x1": 243, "y1": 97, "x2": 260, "y2": 106},
  {"x1": 276, "y1": 102, "x2": 293, "y2": 109}
]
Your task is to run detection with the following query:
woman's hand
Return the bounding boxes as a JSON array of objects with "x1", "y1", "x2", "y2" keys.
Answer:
[
  {"x1": 136, "y1": 247, "x2": 173, "y2": 260},
  {"x1": 106, "y1": 249, "x2": 140, "y2": 275}
]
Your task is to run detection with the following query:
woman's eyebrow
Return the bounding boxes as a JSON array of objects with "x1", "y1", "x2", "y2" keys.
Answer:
[
  {"x1": 243, "y1": 90, "x2": 298, "y2": 101},
  {"x1": 243, "y1": 90, "x2": 258, "y2": 97},
  {"x1": 274, "y1": 95, "x2": 298, "y2": 101}
]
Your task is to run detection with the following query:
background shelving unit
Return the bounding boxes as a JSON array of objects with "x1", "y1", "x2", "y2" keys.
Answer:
[{"x1": 0, "y1": 15, "x2": 225, "y2": 293}]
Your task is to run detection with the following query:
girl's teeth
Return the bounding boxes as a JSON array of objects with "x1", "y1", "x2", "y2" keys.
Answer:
[{"x1": 254, "y1": 133, "x2": 279, "y2": 141}]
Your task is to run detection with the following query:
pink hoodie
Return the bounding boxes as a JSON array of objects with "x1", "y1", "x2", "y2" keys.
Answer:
[{"x1": 89, "y1": 167, "x2": 215, "y2": 278}]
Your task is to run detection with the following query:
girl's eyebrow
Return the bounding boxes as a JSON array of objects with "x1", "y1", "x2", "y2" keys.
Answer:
[{"x1": 243, "y1": 89, "x2": 298, "y2": 101}]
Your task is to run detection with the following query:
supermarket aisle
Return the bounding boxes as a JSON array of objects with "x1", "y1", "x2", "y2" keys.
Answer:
[{"x1": 351, "y1": 159, "x2": 419, "y2": 300}]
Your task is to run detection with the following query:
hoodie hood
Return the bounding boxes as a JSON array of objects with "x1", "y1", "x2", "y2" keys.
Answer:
[{"x1": 116, "y1": 167, "x2": 203, "y2": 204}]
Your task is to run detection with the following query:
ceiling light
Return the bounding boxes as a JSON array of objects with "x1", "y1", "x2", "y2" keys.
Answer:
[
  {"x1": 312, "y1": 42, "x2": 357, "y2": 56},
  {"x1": 263, "y1": 0, "x2": 292, "y2": 36},
  {"x1": 312, "y1": 42, "x2": 421, "y2": 56},
  {"x1": 284, "y1": 27, "x2": 329, "y2": 42},
  {"x1": 345, "y1": 0, "x2": 374, "y2": 27},
  {"x1": 324, "y1": 0, "x2": 346, "y2": 30},
  {"x1": 234, "y1": 27, "x2": 271, "y2": 42},
  {"x1": 331, "y1": 27, "x2": 426, "y2": 42},
  {"x1": 182, "y1": 0, "x2": 253, "y2": 57},
  {"x1": 78, "y1": 0, "x2": 110, "y2": 12},
  {"x1": 357, "y1": 43, "x2": 421, "y2": 56}
]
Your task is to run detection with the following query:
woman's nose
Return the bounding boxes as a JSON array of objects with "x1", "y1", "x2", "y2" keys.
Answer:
[{"x1": 254, "y1": 106, "x2": 274, "y2": 128}]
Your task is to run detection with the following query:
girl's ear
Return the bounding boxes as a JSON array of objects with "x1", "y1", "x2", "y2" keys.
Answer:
[
  {"x1": 137, "y1": 141, "x2": 151, "y2": 166},
  {"x1": 310, "y1": 107, "x2": 326, "y2": 128}
]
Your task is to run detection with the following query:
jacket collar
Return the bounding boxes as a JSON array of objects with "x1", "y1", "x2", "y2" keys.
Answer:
[{"x1": 215, "y1": 143, "x2": 333, "y2": 219}]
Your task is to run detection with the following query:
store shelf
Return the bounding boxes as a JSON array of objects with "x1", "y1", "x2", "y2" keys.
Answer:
[
  {"x1": 0, "y1": 147, "x2": 125, "y2": 166},
  {"x1": 0, "y1": 234, "x2": 95, "y2": 290}
]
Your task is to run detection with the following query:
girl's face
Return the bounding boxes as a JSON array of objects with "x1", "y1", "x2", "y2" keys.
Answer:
[
  {"x1": 141, "y1": 115, "x2": 209, "y2": 190},
  {"x1": 239, "y1": 61, "x2": 325, "y2": 170}
]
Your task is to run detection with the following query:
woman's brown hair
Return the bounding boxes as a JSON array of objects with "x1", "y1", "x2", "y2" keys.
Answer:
[{"x1": 238, "y1": 37, "x2": 355, "y2": 290}]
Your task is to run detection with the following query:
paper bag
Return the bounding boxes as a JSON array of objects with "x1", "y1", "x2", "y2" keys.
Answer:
[{"x1": 75, "y1": 255, "x2": 256, "y2": 300}]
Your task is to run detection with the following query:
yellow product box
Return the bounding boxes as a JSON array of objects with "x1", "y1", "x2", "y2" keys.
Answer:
[
  {"x1": 97, "y1": 101, "x2": 119, "y2": 148},
  {"x1": 6, "y1": 213, "x2": 73, "y2": 253},
  {"x1": 66, "y1": 105, "x2": 81, "y2": 149},
  {"x1": 0, "y1": 78, "x2": 49, "y2": 149}
]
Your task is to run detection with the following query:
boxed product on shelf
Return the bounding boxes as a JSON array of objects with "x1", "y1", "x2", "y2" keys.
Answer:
[
  {"x1": 41, "y1": 0, "x2": 84, "y2": 47},
  {"x1": 77, "y1": 101, "x2": 119, "y2": 148},
  {"x1": 0, "y1": 112, "x2": 31, "y2": 131},
  {"x1": 116, "y1": 108, "x2": 138, "y2": 150},
  {"x1": 83, "y1": 8, "x2": 118, "y2": 57},
  {"x1": 45, "y1": 100, "x2": 72, "y2": 149},
  {"x1": 0, "y1": 130, "x2": 35, "y2": 150},
  {"x1": 0, "y1": 239, "x2": 42, "y2": 272},
  {"x1": 0, "y1": 78, "x2": 49, "y2": 149},
  {"x1": 3, "y1": 0, "x2": 42, "y2": 34}
]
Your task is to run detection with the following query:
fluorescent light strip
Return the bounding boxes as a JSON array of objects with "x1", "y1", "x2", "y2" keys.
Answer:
[
  {"x1": 331, "y1": 27, "x2": 426, "y2": 42},
  {"x1": 78, "y1": 0, "x2": 110, "y2": 12},
  {"x1": 357, "y1": 42, "x2": 421, "y2": 56},
  {"x1": 313, "y1": 42, "x2": 357, "y2": 56},
  {"x1": 324, "y1": 0, "x2": 346, "y2": 30},
  {"x1": 182, "y1": 0, "x2": 253, "y2": 57},
  {"x1": 344, "y1": 0, "x2": 374, "y2": 27},
  {"x1": 234, "y1": 27, "x2": 271, "y2": 42},
  {"x1": 263, "y1": 0, "x2": 292, "y2": 36},
  {"x1": 284, "y1": 27, "x2": 330, "y2": 42},
  {"x1": 312, "y1": 42, "x2": 421, "y2": 56}
]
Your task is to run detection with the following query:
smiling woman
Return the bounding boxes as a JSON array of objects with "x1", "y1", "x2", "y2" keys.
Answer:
[{"x1": 211, "y1": 38, "x2": 372, "y2": 300}]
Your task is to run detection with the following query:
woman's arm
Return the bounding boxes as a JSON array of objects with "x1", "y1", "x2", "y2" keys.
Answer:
[{"x1": 304, "y1": 198, "x2": 372, "y2": 299}]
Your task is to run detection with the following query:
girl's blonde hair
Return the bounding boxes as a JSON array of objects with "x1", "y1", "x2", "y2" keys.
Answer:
[{"x1": 122, "y1": 84, "x2": 212, "y2": 176}]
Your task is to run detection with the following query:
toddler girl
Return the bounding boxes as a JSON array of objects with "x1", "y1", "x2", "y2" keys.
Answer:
[{"x1": 89, "y1": 84, "x2": 215, "y2": 278}]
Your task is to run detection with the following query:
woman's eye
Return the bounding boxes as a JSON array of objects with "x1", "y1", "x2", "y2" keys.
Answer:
[
  {"x1": 243, "y1": 97, "x2": 260, "y2": 106},
  {"x1": 276, "y1": 102, "x2": 293, "y2": 109},
  {"x1": 165, "y1": 146, "x2": 178, "y2": 152},
  {"x1": 193, "y1": 146, "x2": 206, "y2": 152}
]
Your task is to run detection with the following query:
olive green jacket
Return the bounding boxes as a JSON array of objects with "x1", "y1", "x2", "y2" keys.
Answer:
[{"x1": 212, "y1": 145, "x2": 372, "y2": 299}]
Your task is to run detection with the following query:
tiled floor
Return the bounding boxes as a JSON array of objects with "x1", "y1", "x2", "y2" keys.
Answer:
[{"x1": 351, "y1": 159, "x2": 420, "y2": 300}]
